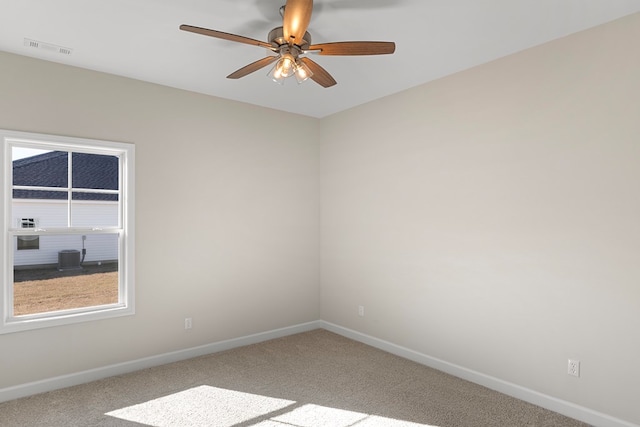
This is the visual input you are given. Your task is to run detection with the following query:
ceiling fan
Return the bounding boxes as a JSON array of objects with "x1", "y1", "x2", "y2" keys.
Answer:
[{"x1": 180, "y1": 0, "x2": 395, "y2": 88}]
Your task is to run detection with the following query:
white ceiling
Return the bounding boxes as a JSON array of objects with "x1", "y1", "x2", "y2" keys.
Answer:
[{"x1": 1, "y1": 1, "x2": 639, "y2": 118}]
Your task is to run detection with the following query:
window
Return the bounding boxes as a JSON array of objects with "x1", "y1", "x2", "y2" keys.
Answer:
[
  {"x1": 2, "y1": 129, "x2": 135, "y2": 334},
  {"x1": 17, "y1": 218, "x2": 40, "y2": 250}
]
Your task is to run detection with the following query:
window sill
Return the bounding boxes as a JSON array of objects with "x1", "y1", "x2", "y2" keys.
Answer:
[{"x1": 1, "y1": 303, "x2": 134, "y2": 335}]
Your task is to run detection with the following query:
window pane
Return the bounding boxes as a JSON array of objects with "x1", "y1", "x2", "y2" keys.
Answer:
[
  {"x1": 71, "y1": 193, "x2": 119, "y2": 227},
  {"x1": 13, "y1": 197, "x2": 68, "y2": 230},
  {"x1": 13, "y1": 233, "x2": 119, "y2": 317},
  {"x1": 13, "y1": 189, "x2": 67, "y2": 200},
  {"x1": 72, "y1": 153, "x2": 119, "y2": 190},
  {"x1": 13, "y1": 150, "x2": 68, "y2": 187},
  {"x1": 12, "y1": 147, "x2": 51, "y2": 161},
  {"x1": 72, "y1": 191, "x2": 118, "y2": 202}
]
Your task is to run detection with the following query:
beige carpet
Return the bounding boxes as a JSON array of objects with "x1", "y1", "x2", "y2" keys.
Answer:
[{"x1": 0, "y1": 329, "x2": 589, "y2": 427}]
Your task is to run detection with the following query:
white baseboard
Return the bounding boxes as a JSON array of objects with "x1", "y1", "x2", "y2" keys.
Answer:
[
  {"x1": 0, "y1": 320, "x2": 321, "y2": 404},
  {"x1": 319, "y1": 321, "x2": 637, "y2": 427},
  {"x1": 2, "y1": 319, "x2": 636, "y2": 427}
]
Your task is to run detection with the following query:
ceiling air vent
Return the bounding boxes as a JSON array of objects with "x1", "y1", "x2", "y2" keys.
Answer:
[{"x1": 24, "y1": 38, "x2": 73, "y2": 55}]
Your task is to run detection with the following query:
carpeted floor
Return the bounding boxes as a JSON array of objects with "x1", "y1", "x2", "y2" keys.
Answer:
[{"x1": 0, "y1": 329, "x2": 589, "y2": 426}]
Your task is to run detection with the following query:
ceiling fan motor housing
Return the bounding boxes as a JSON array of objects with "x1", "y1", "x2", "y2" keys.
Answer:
[{"x1": 268, "y1": 27, "x2": 311, "y2": 51}]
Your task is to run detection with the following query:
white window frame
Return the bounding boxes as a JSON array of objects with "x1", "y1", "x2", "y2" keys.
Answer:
[{"x1": 1, "y1": 129, "x2": 135, "y2": 334}]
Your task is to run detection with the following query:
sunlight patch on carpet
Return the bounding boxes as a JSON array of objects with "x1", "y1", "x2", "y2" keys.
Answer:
[
  {"x1": 106, "y1": 385, "x2": 295, "y2": 426},
  {"x1": 106, "y1": 385, "x2": 439, "y2": 427},
  {"x1": 259, "y1": 404, "x2": 437, "y2": 427}
]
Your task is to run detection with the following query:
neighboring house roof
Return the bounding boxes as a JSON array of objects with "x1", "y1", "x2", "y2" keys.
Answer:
[{"x1": 13, "y1": 151, "x2": 118, "y2": 201}]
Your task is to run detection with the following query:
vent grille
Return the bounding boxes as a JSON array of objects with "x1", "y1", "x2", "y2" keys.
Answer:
[{"x1": 24, "y1": 38, "x2": 73, "y2": 55}]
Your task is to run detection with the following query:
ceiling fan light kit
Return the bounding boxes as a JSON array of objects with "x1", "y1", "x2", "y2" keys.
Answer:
[
  {"x1": 268, "y1": 52, "x2": 314, "y2": 85},
  {"x1": 180, "y1": 0, "x2": 395, "y2": 88},
  {"x1": 266, "y1": 28, "x2": 314, "y2": 85}
]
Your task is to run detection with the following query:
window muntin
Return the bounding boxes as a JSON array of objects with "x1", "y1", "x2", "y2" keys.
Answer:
[{"x1": 2, "y1": 130, "x2": 134, "y2": 334}]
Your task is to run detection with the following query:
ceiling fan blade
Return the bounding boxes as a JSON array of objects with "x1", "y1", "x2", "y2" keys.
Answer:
[
  {"x1": 227, "y1": 56, "x2": 279, "y2": 79},
  {"x1": 308, "y1": 41, "x2": 395, "y2": 55},
  {"x1": 282, "y1": 0, "x2": 314, "y2": 45},
  {"x1": 299, "y1": 57, "x2": 337, "y2": 88},
  {"x1": 180, "y1": 24, "x2": 274, "y2": 50}
]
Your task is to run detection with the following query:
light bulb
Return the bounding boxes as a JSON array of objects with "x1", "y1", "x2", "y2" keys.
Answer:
[
  {"x1": 267, "y1": 60, "x2": 286, "y2": 85},
  {"x1": 279, "y1": 55, "x2": 295, "y2": 78},
  {"x1": 294, "y1": 60, "x2": 313, "y2": 84}
]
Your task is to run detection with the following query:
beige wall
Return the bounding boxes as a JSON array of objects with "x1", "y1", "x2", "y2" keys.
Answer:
[
  {"x1": 320, "y1": 13, "x2": 640, "y2": 425},
  {"x1": 0, "y1": 52, "x2": 320, "y2": 386}
]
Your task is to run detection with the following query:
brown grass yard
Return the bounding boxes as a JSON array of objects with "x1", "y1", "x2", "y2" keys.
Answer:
[{"x1": 13, "y1": 265, "x2": 118, "y2": 316}]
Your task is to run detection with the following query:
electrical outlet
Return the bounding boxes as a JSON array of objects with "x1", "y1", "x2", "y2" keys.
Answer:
[
  {"x1": 568, "y1": 359, "x2": 580, "y2": 377},
  {"x1": 358, "y1": 305, "x2": 365, "y2": 317},
  {"x1": 184, "y1": 317, "x2": 192, "y2": 330}
]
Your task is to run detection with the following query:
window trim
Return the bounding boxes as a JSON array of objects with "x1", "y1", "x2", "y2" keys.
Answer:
[{"x1": 2, "y1": 129, "x2": 135, "y2": 334}]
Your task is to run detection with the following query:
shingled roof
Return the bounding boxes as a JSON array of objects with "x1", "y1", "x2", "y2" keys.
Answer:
[{"x1": 13, "y1": 151, "x2": 118, "y2": 201}]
